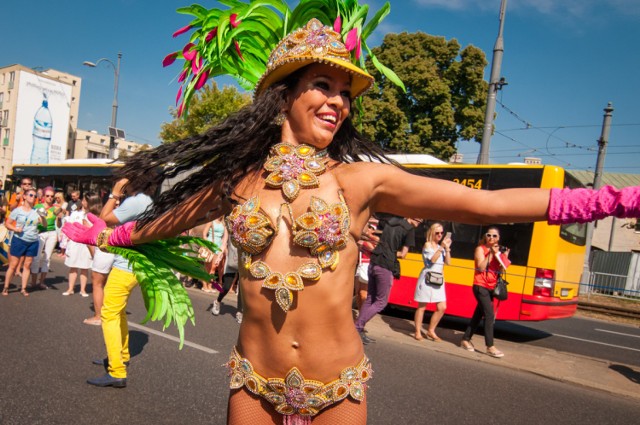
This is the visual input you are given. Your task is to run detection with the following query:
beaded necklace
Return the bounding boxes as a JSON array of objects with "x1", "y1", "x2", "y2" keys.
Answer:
[{"x1": 226, "y1": 143, "x2": 350, "y2": 313}]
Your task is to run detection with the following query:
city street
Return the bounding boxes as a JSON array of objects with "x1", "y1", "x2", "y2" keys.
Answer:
[{"x1": 1, "y1": 256, "x2": 639, "y2": 424}]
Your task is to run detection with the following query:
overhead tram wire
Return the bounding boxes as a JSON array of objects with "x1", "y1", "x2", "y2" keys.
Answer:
[{"x1": 496, "y1": 99, "x2": 597, "y2": 152}]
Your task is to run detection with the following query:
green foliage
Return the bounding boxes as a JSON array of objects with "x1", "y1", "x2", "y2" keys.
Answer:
[
  {"x1": 361, "y1": 32, "x2": 488, "y2": 160},
  {"x1": 160, "y1": 82, "x2": 250, "y2": 143}
]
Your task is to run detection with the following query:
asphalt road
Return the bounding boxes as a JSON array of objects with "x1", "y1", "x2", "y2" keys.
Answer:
[
  {"x1": 387, "y1": 311, "x2": 640, "y2": 368},
  {"x1": 1, "y1": 257, "x2": 639, "y2": 424}
]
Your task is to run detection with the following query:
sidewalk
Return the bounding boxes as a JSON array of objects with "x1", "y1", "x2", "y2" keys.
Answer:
[{"x1": 363, "y1": 312, "x2": 640, "y2": 401}]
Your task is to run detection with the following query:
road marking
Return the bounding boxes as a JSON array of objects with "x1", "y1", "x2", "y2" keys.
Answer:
[
  {"x1": 553, "y1": 333, "x2": 640, "y2": 353},
  {"x1": 128, "y1": 322, "x2": 218, "y2": 354},
  {"x1": 595, "y1": 328, "x2": 640, "y2": 339}
]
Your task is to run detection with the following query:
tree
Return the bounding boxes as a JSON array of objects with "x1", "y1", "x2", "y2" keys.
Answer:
[
  {"x1": 160, "y1": 82, "x2": 251, "y2": 143},
  {"x1": 361, "y1": 32, "x2": 488, "y2": 160}
]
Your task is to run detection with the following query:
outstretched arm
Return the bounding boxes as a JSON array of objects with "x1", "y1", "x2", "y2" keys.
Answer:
[
  {"x1": 347, "y1": 162, "x2": 551, "y2": 225},
  {"x1": 130, "y1": 183, "x2": 225, "y2": 244},
  {"x1": 343, "y1": 162, "x2": 639, "y2": 234},
  {"x1": 63, "y1": 182, "x2": 226, "y2": 247}
]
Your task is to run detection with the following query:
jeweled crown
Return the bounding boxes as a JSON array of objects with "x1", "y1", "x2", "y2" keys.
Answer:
[{"x1": 254, "y1": 19, "x2": 374, "y2": 98}]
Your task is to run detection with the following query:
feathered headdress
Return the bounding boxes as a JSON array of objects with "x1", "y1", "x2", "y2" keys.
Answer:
[{"x1": 164, "y1": 0, "x2": 405, "y2": 116}]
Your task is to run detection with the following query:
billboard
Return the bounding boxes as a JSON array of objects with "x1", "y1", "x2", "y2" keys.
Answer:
[{"x1": 13, "y1": 71, "x2": 72, "y2": 164}]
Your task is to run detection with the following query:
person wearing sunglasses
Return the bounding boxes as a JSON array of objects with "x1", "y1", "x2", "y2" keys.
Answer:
[
  {"x1": 2, "y1": 188, "x2": 46, "y2": 296},
  {"x1": 29, "y1": 187, "x2": 60, "y2": 290},
  {"x1": 461, "y1": 226, "x2": 511, "y2": 357},
  {"x1": 413, "y1": 222, "x2": 451, "y2": 342}
]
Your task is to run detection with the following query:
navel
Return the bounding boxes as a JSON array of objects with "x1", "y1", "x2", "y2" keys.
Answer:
[{"x1": 291, "y1": 341, "x2": 300, "y2": 349}]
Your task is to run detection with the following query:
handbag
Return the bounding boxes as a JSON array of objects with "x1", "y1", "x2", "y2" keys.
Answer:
[
  {"x1": 426, "y1": 271, "x2": 444, "y2": 286},
  {"x1": 493, "y1": 272, "x2": 509, "y2": 301},
  {"x1": 392, "y1": 259, "x2": 401, "y2": 279}
]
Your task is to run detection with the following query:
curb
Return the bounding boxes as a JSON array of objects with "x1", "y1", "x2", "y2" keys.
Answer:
[{"x1": 366, "y1": 313, "x2": 640, "y2": 402}]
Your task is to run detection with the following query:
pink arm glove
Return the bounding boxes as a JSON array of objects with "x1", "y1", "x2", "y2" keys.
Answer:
[
  {"x1": 61, "y1": 213, "x2": 135, "y2": 247},
  {"x1": 548, "y1": 185, "x2": 640, "y2": 225}
]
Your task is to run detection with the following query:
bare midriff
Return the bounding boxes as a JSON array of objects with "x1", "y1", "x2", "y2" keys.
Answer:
[{"x1": 232, "y1": 167, "x2": 365, "y2": 382}]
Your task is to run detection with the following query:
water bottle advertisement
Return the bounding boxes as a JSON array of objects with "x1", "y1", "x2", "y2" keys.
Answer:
[{"x1": 12, "y1": 71, "x2": 72, "y2": 165}]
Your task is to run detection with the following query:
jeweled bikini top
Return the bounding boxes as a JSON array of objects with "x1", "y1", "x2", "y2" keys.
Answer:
[{"x1": 225, "y1": 143, "x2": 351, "y2": 313}]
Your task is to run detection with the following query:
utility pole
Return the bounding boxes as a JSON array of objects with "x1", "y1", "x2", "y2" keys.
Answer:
[
  {"x1": 477, "y1": 0, "x2": 508, "y2": 164},
  {"x1": 579, "y1": 102, "x2": 614, "y2": 294}
]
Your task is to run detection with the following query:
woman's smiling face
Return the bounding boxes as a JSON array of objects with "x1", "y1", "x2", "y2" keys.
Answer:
[{"x1": 280, "y1": 63, "x2": 352, "y2": 150}]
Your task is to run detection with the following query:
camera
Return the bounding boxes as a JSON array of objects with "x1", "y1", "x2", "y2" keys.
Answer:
[{"x1": 499, "y1": 245, "x2": 508, "y2": 253}]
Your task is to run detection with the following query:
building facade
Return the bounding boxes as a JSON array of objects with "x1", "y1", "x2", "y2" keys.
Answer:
[
  {"x1": 72, "y1": 128, "x2": 150, "y2": 159},
  {"x1": 0, "y1": 65, "x2": 82, "y2": 182}
]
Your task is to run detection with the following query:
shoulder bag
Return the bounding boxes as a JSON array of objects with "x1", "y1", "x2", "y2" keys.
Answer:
[
  {"x1": 426, "y1": 271, "x2": 444, "y2": 286},
  {"x1": 492, "y1": 272, "x2": 509, "y2": 301}
]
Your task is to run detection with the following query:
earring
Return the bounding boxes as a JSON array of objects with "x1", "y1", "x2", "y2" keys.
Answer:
[{"x1": 273, "y1": 112, "x2": 286, "y2": 126}]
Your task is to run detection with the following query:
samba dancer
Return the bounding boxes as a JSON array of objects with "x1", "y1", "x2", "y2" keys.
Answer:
[{"x1": 63, "y1": 5, "x2": 640, "y2": 424}]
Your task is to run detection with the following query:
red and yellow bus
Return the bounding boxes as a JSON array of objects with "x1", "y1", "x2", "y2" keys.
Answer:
[{"x1": 387, "y1": 162, "x2": 586, "y2": 321}]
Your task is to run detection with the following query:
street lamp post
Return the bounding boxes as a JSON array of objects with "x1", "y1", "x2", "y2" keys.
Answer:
[{"x1": 83, "y1": 52, "x2": 122, "y2": 159}]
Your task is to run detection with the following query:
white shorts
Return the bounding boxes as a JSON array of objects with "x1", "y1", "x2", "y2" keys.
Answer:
[{"x1": 92, "y1": 249, "x2": 115, "y2": 274}]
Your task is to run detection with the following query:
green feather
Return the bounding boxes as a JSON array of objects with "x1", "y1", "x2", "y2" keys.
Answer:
[
  {"x1": 105, "y1": 236, "x2": 217, "y2": 349},
  {"x1": 170, "y1": 0, "x2": 404, "y2": 114}
]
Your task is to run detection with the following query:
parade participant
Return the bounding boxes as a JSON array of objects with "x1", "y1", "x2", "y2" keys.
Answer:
[
  {"x1": 83, "y1": 193, "x2": 114, "y2": 326},
  {"x1": 63, "y1": 4, "x2": 640, "y2": 422},
  {"x1": 3, "y1": 188, "x2": 46, "y2": 296},
  {"x1": 30, "y1": 187, "x2": 59, "y2": 290},
  {"x1": 85, "y1": 177, "x2": 153, "y2": 388}
]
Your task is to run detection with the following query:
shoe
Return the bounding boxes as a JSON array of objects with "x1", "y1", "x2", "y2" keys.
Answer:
[
  {"x1": 212, "y1": 300, "x2": 221, "y2": 316},
  {"x1": 235, "y1": 312, "x2": 243, "y2": 324},
  {"x1": 486, "y1": 347, "x2": 505, "y2": 358},
  {"x1": 92, "y1": 358, "x2": 130, "y2": 372},
  {"x1": 184, "y1": 279, "x2": 194, "y2": 288},
  {"x1": 20, "y1": 289, "x2": 29, "y2": 297},
  {"x1": 359, "y1": 331, "x2": 376, "y2": 345},
  {"x1": 80, "y1": 292, "x2": 90, "y2": 298},
  {"x1": 461, "y1": 340, "x2": 475, "y2": 352},
  {"x1": 2, "y1": 288, "x2": 9, "y2": 297},
  {"x1": 83, "y1": 317, "x2": 101, "y2": 326},
  {"x1": 86, "y1": 373, "x2": 127, "y2": 388},
  {"x1": 62, "y1": 291, "x2": 74, "y2": 296},
  {"x1": 426, "y1": 331, "x2": 442, "y2": 342},
  {"x1": 413, "y1": 332, "x2": 424, "y2": 341}
]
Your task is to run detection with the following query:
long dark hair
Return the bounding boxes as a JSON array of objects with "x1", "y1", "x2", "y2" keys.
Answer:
[{"x1": 118, "y1": 66, "x2": 394, "y2": 229}]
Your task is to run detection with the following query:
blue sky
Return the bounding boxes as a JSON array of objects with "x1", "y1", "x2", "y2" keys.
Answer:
[{"x1": 5, "y1": 0, "x2": 640, "y2": 172}]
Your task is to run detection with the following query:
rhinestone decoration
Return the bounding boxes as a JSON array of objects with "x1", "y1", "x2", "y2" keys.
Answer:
[
  {"x1": 293, "y1": 196, "x2": 350, "y2": 268},
  {"x1": 266, "y1": 19, "x2": 349, "y2": 70},
  {"x1": 264, "y1": 143, "x2": 327, "y2": 202},
  {"x1": 226, "y1": 143, "x2": 347, "y2": 314},
  {"x1": 226, "y1": 196, "x2": 275, "y2": 255},
  {"x1": 254, "y1": 19, "x2": 375, "y2": 99},
  {"x1": 226, "y1": 347, "x2": 372, "y2": 418}
]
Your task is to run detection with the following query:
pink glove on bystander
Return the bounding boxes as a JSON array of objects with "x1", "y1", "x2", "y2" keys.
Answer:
[
  {"x1": 548, "y1": 185, "x2": 640, "y2": 225},
  {"x1": 61, "y1": 213, "x2": 135, "y2": 247}
]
